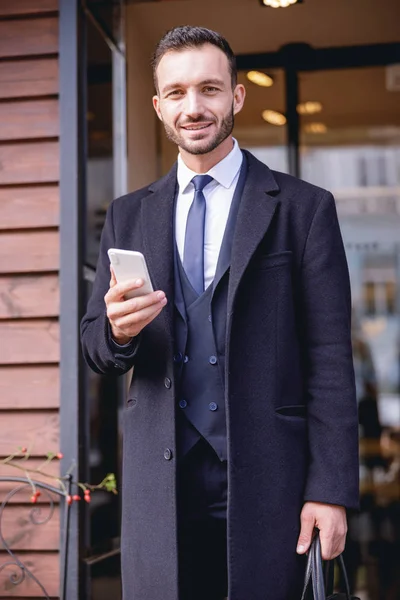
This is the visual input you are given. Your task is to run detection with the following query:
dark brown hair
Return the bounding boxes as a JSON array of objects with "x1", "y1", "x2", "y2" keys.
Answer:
[{"x1": 152, "y1": 26, "x2": 237, "y2": 92}]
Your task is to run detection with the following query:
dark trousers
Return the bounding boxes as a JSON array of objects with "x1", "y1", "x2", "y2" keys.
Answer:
[
  {"x1": 178, "y1": 517, "x2": 227, "y2": 600},
  {"x1": 178, "y1": 438, "x2": 228, "y2": 600}
]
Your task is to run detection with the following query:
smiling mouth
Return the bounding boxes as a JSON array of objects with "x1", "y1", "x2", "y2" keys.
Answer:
[{"x1": 181, "y1": 123, "x2": 213, "y2": 131}]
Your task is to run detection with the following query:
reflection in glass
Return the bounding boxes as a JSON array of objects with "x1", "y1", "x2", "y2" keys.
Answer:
[
  {"x1": 83, "y1": 7, "x2": 123, "y2": 599},
  {"x1": 299, "y1": 66, "x2": 400, "y2": 600},
  {"x1": 364, "y1": 282, "x2": 376, "y2": 316},
  {"x1": 234, "y1": 69, "x2": 288, "y2": 173}
]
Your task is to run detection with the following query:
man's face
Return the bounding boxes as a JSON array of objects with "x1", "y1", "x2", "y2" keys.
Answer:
[{"x1": 153, "y1": 44, "x2": 245, "y2": 156}]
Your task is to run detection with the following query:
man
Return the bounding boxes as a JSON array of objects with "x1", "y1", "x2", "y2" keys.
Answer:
[{"x1": 81, "y1": 26, "x2": 359, "y2": 600}]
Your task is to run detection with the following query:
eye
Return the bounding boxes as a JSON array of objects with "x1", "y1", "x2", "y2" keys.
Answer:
[
  {"x1": 203, "y1": 86, "x2": 219, "y2": 93},
  {"x1": 167, "y1": 89, "x2": 184, "y2": 98}
]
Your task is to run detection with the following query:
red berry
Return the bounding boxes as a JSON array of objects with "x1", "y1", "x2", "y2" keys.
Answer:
[
  {"x1": 84, "y1": 489, "x2": 90, "y2": 495},
  {"x1": 30, "y1": 495, "x2": 37, "y2": 504},
  {"x1": 66, "y1": 495, "x2": 73, "y2": 505},
  {"x1": 57, "y1": 452, "x2": 63, "y2": 460},
  {"x1": 35, "y1": 491, "x2": 41, "y2": 498},
  {"x1": 84, "y1": 495, "x2": 91, "y2": 503},
  {"x1": 72, "y1": 494, "x2": 81, "y2": 501},
  {"x1": 21, "y1": 447, "x2": 27, "y2": 453}
]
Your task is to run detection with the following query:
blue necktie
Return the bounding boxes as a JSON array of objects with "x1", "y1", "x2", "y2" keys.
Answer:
[{"x1": 183, "y1": 174, "x2": 213, "y2": 295}]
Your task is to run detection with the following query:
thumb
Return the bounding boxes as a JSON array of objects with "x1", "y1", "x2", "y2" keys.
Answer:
[
  {"x1": 109, "y1": 265, "x2": 117, "y2": 287},
  {"x1": 297, "y1": 510, "x2": 316, "y2": 554}
]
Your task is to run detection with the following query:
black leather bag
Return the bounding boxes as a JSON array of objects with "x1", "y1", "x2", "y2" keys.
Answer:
[{"x1": 300, "y1": 531, "x2": 360, "y2": 600}]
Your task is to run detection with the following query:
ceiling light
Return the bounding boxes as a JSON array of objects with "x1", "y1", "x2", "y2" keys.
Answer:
[
  {"x1": 304, "y1": 123, "x2": 327, "y2": 134},
  {"x1": 297, "y1": 101, "x2": 322, "y2": 115},
  {"x1": 247, "y1": 71, "x2": 274, "y2": 87},
  {"x1": 262, "y1": 110, "x2": 287, "y2": 126},
  {"x1": 261, "y1": 0, "x2": 302, "y2": 7}
]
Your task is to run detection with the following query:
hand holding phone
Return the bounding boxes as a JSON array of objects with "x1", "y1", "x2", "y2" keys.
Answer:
[
  {"x1": 105, "y1": 249, "x2": 167, "y2": 344},
  {"x1": 107, "y1": 249, "x2": 154, "y2": 299}
]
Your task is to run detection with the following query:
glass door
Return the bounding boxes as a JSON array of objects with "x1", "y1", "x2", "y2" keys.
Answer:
[
  {"x1": 299, "y1": 65, "x2": 400, "y2": 600},
  {"x1": 234, "y1": 68, "x2": 288, "y2": 173},
  {"x1": 82, "y1": 1, "x2": 127, "y2": 598}
]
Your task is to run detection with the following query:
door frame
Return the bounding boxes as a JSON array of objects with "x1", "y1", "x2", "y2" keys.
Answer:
[{"x1": 59, "y1": 1, "x2": 127, "y2": 598}]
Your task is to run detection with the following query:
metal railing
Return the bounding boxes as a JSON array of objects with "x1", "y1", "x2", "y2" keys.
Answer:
[{"x1": 0, "y1": 475, "x2": 73, "y2": 600}]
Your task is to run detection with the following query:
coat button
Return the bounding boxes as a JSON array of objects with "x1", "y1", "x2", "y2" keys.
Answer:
[
  {"x1": 209, "y1": 355, "x2": 217, "y2": 365},
  {"x1": 174, "y1": 352, "x2": 183, "y2": 363},
  {"x1": 164, "y1": 377, "x2": 172, "y2": 389},
  {"x1": 209, "y1": 402, "x2": 218, "y2": 411},
  {"x1": 208, "y1": 314, "x2": 212, "y2": 322},
  {"x1": 179, "y1": 399, "x2": 188, "y2": 409},
  {"x1": 164, "y1": 448, "x2": 173, "y2": 460},
  {"x1": 183, "y1": 355, "x2": 189, "y2": 363}
]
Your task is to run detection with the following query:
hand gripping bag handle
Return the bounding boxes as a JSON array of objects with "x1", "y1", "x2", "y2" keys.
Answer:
[{"x1": 300, "y1": 530, "x2": 353, "y2": 600}]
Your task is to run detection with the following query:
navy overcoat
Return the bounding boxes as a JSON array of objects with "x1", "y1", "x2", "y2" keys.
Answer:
[{"x1": 81, "y1": 151, "x2": 359, "y2": 600}]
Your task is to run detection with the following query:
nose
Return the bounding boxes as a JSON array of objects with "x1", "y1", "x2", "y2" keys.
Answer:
[{"x1": 182, "y1": 90, "x2": 203, "y2": 120}]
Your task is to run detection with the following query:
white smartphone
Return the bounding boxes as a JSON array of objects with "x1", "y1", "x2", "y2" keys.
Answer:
[{"x1": 107, "y1": 248, "x2": 154, "y2": 299}]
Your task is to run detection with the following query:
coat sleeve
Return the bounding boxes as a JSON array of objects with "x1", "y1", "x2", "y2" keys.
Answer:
[
  {"x1": 80, "y1": 200, "x2": 141, "y2": 375},
  {"x1": 300, "y1": 191, "x2": 359, "y2": 510}
]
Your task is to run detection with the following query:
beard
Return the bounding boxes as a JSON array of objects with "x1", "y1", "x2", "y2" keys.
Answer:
[{"x1": 162, "y1": 104, "x2": 235, "y2": 155}]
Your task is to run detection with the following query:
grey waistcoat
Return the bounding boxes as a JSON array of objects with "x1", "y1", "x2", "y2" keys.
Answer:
[{"x1": 173, "y1": 154, "x2": 247, "y2": 461}]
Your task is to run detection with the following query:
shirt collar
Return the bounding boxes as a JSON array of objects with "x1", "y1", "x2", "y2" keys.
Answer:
[{"x1": 177, "y1": 138, "x2": 242, "y2": 193}]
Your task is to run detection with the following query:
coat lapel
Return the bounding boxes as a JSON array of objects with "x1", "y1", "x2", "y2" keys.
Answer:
[
  {"x1": 141, "y1": 163, "x2": 178, "y2": 338},
  {"x1": 227, "y1": 151, "x2": 281, "y2": 317}
]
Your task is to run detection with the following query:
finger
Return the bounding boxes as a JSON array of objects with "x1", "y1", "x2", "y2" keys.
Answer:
[
  {"x1": 320, "y1": 527, "x2": 346, "y2": 560},
  {"x1": 123, "y1": 306, "x2": 163, "y2": 336},
  {"x1": 297, "y1": 511, "x2": 316, "y2": 554},
  {"x1": 111, "y1": 306, "x2": 162, "y2": 344},
  {"x1": 319, "y1": 529, "x2": 336, "y2": 560},
  {"x1": 109, "y1": 266, "x2": 117, "y2": 287},
  {"x1": 107, "y1": 291, "x2": 167, "y2": 320},
  {"x1": 113, "y1": 303, "x2": 164, "y2": 333},
  {"x1": 105, "y1": 278, "x2": 145, "y2": 302},
  {"x1": 127, "y1": 291, "x2": 167, "y2": 313}
]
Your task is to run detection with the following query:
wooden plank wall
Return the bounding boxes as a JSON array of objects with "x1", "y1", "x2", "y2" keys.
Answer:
[{"x1": 0, "y1": 1, "x2": 60, "y2": 598}]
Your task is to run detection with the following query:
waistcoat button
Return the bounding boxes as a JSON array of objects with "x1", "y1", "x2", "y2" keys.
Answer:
[
  {"x1": 174, "y1": 352, "x2": 183, "y2": 363},
  {"x1": 164, "y1": 377, "x2": 172, "y2": 389},
  {"x1": 179, "y1": 399, "x2": 188, "y2": 409},
  {"x1": 164, "y1": 448, "x2": 173, "y2": 460},
  {"x1": 183, "y1": 355, "x2": 189, "y2": 363},
  {"x1": 209, "y1": 402, "x2": 218, "y2": 411},
  {"x1": 209, "y1": 355, "x2": 217, "y2": 365}
]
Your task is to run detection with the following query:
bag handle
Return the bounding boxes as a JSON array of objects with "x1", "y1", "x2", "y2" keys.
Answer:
[
  {"x1": 324, "y1": 553, "x2": 351, "y2": 597},
  {"x1": 300, "y1": 530, "x2": 351, "y2": 600}
]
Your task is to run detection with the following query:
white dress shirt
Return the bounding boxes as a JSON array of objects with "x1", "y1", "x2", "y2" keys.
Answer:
[{"x1": 175, "y1": 138, "x2": 243, "y2": 290}]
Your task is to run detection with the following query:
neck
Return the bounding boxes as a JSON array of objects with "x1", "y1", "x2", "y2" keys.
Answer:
[{"x1": 179, "y1": 136, "x2": 234, "y2": 173}]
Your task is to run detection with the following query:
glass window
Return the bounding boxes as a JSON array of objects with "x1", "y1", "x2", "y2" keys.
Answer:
[
  {"x1": 364, "y1": 282, "x2": 376, "y2": 316},
  {"x1": 300, "y1": 65, "x2": 400, "y2": 600},
  {"x1": 234, "y1": 69, "x2": 288, "y2": 173},
  {"x1": 83, "y1": 4, "x2": 125, "y2": 598}
]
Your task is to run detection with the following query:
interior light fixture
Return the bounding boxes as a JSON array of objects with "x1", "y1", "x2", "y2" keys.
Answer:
[
  {"x1": 262, "y1": 110, "x2": 287, "y2": 126},
  {"x1": 304, "y1": 123, "x2": 327, "y2": 134},
  {"x1": 261, "y1": 0, "x2": 303, "y2": 8},
  {"x1": 247, "y1": 71, "x2": 274, "y2": 87},
  {"x1": 297, "y1": 101, "x2": 322, "y2": 115}
]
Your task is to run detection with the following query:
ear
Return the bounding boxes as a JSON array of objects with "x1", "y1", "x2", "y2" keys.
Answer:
[
  {"x1": 152, "y1": 95, "x2": 163, "y2": 121},
  {"x1": 233, "y1": 84, "x2": 246, "y2": 116}
]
